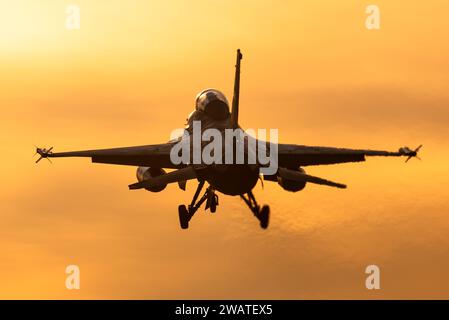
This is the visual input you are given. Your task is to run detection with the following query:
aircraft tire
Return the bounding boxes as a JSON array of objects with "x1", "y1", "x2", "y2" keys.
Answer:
[
  {"x1": 259, "y1": 205, "x2": 270, "y2": 229},
  {"x1": 210, "y1": 194, "x2": 218, "y2": 213},
  {"x1": 178, "y1": 205, "x2": 189, "y2": 229}
]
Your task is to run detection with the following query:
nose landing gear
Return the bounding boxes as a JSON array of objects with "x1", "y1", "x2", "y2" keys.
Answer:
[
  {"x1": 178, "y1": 181, "x2": 219, "y2": 229},
  {"x1": 206, "y1": 191, "x2": 219, "y2": 213}
]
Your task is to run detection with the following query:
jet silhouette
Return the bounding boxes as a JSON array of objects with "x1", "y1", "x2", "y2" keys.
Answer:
[{"x1": 36, "y1": 49, "x2": 421, "y2": 229}]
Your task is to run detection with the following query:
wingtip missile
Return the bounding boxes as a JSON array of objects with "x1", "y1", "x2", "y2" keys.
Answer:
[
  {"x1": 399, "y1": 145, "x2": 422, "y2": 163},
  {"x1": 35, "y1": 146, "x2": 53, "y2": 164}
]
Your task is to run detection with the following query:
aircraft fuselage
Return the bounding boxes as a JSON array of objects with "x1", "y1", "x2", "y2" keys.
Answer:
[
  {"x1": 199, "y1": 164, "x2": 259, "y2": 196},
  {"x1": 185, "y1": 108, "x2": 260, "y2": 196}
]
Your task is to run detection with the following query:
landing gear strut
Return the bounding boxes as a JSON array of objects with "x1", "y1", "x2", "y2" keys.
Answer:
[
  {"x1": 240, "y1": 191, "x2": 270, "y2": 229},
  {"x1": 178, "y1": 184, "x2": 268, "y2": 230},
  {"x1": 178, "y1": 181, "x2": 219, "y2": 229}
]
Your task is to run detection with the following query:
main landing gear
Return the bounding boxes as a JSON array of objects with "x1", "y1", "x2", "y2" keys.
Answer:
[
  {"x1": 178, "y1": 181, "x2": 219, "y2": 229},
  {"x1": 240, "y1": 191, "x2": 270, "y2": 229},
  {"x1": 178, "y1": 183, "x2": 270, "y2": 230}
]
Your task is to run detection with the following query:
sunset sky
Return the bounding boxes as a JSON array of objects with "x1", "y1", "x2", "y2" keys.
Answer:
[{"x1": 1, "y1": 0, "x2": 449, "y2": 298}]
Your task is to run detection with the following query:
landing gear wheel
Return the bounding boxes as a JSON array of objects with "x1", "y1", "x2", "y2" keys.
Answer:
[
  {"x1": 178, "y1": 205, "x2": 190, "y2": 229},
  {"x1": 240, "y1": 192, "x2": 271, "y2": 229},
  {"x1": 258, "y1": 205, "x2": 270, "y2": 229},
  {"x1": 210, "y1": 194, "x2": 218, "y2": 213}
]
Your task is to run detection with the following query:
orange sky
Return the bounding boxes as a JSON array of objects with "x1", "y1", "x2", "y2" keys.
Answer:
[{"x1": 1, "y1": 0, "x2": 449, "y2": 299}]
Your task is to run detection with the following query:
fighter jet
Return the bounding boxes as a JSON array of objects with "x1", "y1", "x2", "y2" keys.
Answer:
[{"x1": 36, "y1": 49, "x2": 421, "y2": 229}]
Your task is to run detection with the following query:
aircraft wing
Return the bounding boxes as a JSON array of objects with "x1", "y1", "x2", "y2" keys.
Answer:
[
  {"x1": 38, "y1": 143, "x2": 182, "y2": 169},
  {"x1": 277, "y1": 143, "x2": 420, "y2": 167}
]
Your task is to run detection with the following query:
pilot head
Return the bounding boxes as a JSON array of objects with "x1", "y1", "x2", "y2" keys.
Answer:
[{"x1": 195, "y1": 89, "x2": 230, "y2": 121}]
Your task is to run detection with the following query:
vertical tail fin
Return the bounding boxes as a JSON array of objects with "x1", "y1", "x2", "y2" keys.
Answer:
[{"x1": 230, "y1": 49, "x2": 243, "y2": 128}]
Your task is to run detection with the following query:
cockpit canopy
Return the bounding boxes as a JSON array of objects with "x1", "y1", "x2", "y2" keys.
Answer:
[{"x1": 195, "y1": 89, "x2": 230, "y2": 121}]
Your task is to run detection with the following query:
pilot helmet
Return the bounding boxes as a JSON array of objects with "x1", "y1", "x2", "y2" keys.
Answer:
[{"x1": 195, "y1": 89, "x2": 230, "y2": 121}]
